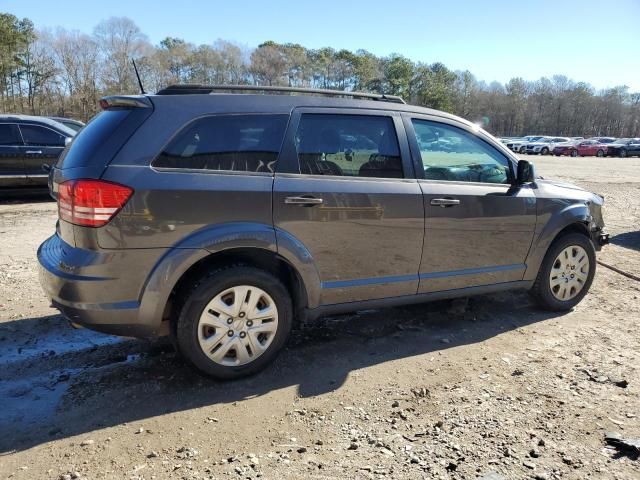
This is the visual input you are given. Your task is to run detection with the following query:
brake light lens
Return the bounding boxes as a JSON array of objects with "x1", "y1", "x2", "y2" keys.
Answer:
[{"x1": 58, "y1": 179, "x2": 133, "y2": 227}]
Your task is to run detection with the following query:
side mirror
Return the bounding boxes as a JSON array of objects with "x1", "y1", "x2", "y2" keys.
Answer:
[
  {"x1": 65, "y1": 136, "x2": 73, "y2": 146},
  {"x1": 516, "y1": 159, "x2": 536, "y2": 184}
]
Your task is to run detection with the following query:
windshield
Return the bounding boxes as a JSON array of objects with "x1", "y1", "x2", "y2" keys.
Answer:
[{"x1": 614, "y1": 138, "x2": 631, "y2": 144}]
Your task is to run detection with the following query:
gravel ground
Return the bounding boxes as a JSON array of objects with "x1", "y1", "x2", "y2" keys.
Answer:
[{"x1": 0, "y1": 156, "x2": 639, "y2": 480}]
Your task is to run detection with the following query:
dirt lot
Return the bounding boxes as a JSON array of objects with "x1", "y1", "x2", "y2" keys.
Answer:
[{"x1": 1, "y1": 156, "x2": 639, "y2": 480}]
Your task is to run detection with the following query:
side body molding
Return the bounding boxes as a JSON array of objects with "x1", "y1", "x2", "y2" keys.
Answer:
[{"x1": 523, "y1": 201, "x2": 592, "y2": 281}]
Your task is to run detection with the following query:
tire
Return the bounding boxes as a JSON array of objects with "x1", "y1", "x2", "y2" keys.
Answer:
[
  {"x1": 175, "y1": 266, "x2": 293, "y2": 379},
  {"x1": 531, "y1": 233, "x2": 596, "y2": 311},
  {"x1": 596, "y1": 149, "x2": 604, "y2": 158},
  {"x1": 541, "y1": 147, "x2": 549, "y2": 155},
  {"x1": 619, "y1": 150, "x2": 627, "y2": 158},
  {"x1": 570, "y1": 149, "x2": 578, "y2": 157},
  {"x1": 519, "y1": 146, "x2": 526, "y2": 153}
]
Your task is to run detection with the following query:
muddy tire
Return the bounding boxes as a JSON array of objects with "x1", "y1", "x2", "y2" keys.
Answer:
[
  {"x1": 175, "y1": 266, "x2": 293, "y2": 379},
  {"x1": 531, "y1": 233, "x2": 596, "y2": 311}
]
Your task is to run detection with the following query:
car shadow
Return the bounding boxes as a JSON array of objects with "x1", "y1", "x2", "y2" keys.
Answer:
[
  {"x1": 0, "y1": 189, "x2": 52, "y2": 204},
  {"x1": 0, "y1": 291, "x2": 565, "y2": 454},
  {"x1": 610, "y1": 231, "x2": 640, "y2": 252}
]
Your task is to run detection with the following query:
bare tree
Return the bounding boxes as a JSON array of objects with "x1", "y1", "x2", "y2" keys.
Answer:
[
  {"x1": 1, "y1": 13, "x2": 638, "y2": 137},
  {"x1": 93, "y1": 17, "x2": 149, "y2": 94}
]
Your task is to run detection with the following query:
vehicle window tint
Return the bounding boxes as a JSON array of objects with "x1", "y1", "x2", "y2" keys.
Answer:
[
  {"x1": 20, "y1": 125, "x2": 66, "y2": 146},
  {"x1": 0, "y1": 124, "x2": 21, "y2": 145},
  {"x1": 154, "y1": 114, "x2": 288, "y2": 173},
  {"x1": 412, "y1": 119, "x2": 510, "y2": 184},
  {"x1": 295, "y1": 114, "x2": 403, "y2": 178}
]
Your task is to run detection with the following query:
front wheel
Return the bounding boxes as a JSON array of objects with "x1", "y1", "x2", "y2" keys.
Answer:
[
  {"x1": 596, "y1": 149, "x2": 604, "y2": 158},
  {"x1": 541, "y1": 147, "x2": 549, "y2": 155},
  {"x1": 175, "y1": 266, "x2": 293, "y2": 379},
  {"x1": 531, "y1": 233, "x2": 596, "y2": 311},
  {"x1": 619, "y1": 150, "x2": 627, "y2": 158},
  {"x1": 570, "y1": 149, "x2": 578, "y2": 157}
]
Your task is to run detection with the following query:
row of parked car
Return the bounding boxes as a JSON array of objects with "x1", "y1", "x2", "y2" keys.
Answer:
[
  {"x1": 499, "y1": 135, "x2": 640, "y2": 158},
  {"x1": 0, "y1": 114, "x2": 84, "y2": 188}
]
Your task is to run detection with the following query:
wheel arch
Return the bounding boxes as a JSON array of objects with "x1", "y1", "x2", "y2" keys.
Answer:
[
  {"x1": 523, "y1": 203, "x2": 593, "y2": 282},
  {"x1": 136, "y1": 222, "x2": 319, "y2": 336},
  {"x1": 165, "y1": 247, "x2": 309, "y2": 330}
]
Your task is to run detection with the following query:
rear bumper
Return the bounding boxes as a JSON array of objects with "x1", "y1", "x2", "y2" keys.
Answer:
[{"x1": 37, "y1": 233, "x2": 168, "y2": 337}]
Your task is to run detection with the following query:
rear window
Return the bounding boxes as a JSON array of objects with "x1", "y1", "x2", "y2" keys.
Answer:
[
  {"x1": 56, "y1": 110, "x2": 131, "y2": 168},
  {"x1": 153, "y1": 114, "x2": 289, "y2": 173}
]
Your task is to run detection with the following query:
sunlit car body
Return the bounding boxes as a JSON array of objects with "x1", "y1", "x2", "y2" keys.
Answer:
[
  {"x1": 506, "y1": 136, "x2": 544, "y2": 153},
  {"x1": 553, "y1": 140, "x2": 608, "y2": 157},
  {"x1": 524, "y1": 137, "x2": 571, "y2": 155}
]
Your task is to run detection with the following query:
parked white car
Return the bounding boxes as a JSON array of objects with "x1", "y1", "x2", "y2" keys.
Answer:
[
  {"x1": 506, "y1": 136, "x2": 544, "y2": 153},
  {"x1": 524, "y1": 137, "x2": 572, "y2": 155}
]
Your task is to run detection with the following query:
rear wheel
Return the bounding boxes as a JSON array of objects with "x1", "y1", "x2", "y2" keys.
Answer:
[
  {"x1": 596, "y1": 149, "x2": 604, "y2": 157},
  {"x1": 531, "y1": 233, "x2": 596, "y2": 311},
  {"x1": 175, "y1": 266, "x2": 293, "y2": 379}
]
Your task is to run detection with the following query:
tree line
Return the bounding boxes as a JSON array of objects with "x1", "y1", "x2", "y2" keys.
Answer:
[{"x1": 1, "y1": 13, "x2": 639, "y2": 137}]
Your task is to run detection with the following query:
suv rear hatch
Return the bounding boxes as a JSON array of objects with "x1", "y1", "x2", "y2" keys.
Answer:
[{"x1": 51, "y1": 96, "x2": 154, "y2": 246}]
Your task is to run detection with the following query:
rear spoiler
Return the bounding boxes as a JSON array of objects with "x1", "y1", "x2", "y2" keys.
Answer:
[{"x1": 99, "y1": 95, "x2": 152, "y2": 110}]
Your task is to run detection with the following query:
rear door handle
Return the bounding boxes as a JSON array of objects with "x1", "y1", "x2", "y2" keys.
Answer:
[
  {"x1": 26, "y1": 150, "x2": 43, "y2": 154},
  {"x1": 430, "y1": 198, "x2": 461, "y2": 207},
  {"x1": 284, "y1": 196, "x2": 324, "y2": 206}
]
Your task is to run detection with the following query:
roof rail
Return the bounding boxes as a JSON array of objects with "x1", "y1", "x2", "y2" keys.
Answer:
[{"x1": 155, "y1": 84, "x2": 406, "y2": 104}]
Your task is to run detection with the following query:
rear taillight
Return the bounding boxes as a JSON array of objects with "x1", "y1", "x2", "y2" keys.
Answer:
[{"x1": 58, "y1": 179, "x2": 133, "y2": 227}]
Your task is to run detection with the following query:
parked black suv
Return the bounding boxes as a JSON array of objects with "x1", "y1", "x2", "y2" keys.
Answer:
[
  {"x1": 0, "y1": 115, "x2": 75, "y2": 188},
  {"x1": 38, "y1": 85, "x2": 609, "y2": 379}
]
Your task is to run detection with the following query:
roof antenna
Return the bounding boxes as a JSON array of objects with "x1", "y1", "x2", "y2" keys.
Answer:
[{"x1": 132, "y1": 59, "x2": 145, "y2": 94}]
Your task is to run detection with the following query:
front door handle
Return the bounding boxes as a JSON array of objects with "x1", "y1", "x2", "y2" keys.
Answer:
[
  {"x1": 25, "y1": 150, "x2": 43, "y2": 154},
  {"x1": 431, "y1": 198, "x2": 461, "y2": 207},
  {"x1": 284, "y1": 196, "x2": 324, "y2": 206}
]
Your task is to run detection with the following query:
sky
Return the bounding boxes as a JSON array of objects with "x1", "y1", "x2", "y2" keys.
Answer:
[{"x1": 3, "y1": 0, "x2": 640, "y2": 91}]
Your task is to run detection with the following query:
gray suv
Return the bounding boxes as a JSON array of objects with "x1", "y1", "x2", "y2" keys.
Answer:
[{"x1": 38, "y1": 85, "x2": 609, "y2": 379}]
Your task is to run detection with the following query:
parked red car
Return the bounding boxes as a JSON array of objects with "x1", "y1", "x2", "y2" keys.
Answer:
[{"x1": 553, "y1": 140, "x2": 608, "y2": 157}]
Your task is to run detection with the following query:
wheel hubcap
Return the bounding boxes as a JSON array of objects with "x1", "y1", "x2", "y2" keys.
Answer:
[
  {"x1": 549, "y1": 246, "x2": 589, "y2": 301},
  {"x1": 197, "y1": 285, "x2": 279, "y2": 366}
]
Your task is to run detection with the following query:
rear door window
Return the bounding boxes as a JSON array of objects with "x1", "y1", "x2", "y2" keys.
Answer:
[
  {"x1": 19, "y1": 125, "x2": 66, "y2": 146},
  {"x1": 294, "y1": 114, "x2": 403, "y2": 178},
  {"x1": 154, "y1": 114, "x2": 289, "y2": 173},
  {"x1": 0, "y1": 124, "x2": 22, "y2": 145}
]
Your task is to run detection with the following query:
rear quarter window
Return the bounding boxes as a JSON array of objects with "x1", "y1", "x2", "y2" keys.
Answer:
[
  {"x1": 153, "y1": 114, "x2": 289, "y2": 173},
  {"x1": 57, "y1": 110, "x2": 131, "y2": 169}
]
